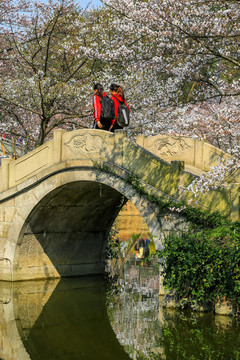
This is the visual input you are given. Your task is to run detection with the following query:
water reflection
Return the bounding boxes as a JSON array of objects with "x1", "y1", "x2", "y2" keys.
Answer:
[
  {"x1": 0, "y1": 261, "x2": 240, "y2": 360},
  {"x1": 0, "y1": 277, "x2": 130, "y2": 360},
  {"x1": 107, "y1": 259, "x2": 240, "y2": 360},
  {"x1": 106, "y1": 260, "x2": 160, "y2": 359},
  {"x1": 157, "y1": 310, "x2": 240, "y2": 360},
  {"x1": 0, "y1": 279, "x2": 59, "y2": 360}
]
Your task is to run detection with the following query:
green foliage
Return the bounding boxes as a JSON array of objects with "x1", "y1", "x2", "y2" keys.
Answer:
[
  {"x1": 160, "y1": 223, "x2": 240, "y2": 305},
  {"x1": 106, "y1": 224, "x2": 121, "y2": 260}
]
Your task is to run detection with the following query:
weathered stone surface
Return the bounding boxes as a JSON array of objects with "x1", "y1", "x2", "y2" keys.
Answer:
[
  {"x1": 160, "y1": 293, "x2": 239, "y2": 316},
  {"x1": 0, "y1": 129, "x2": 239, "y2": 281},
  {"x1": 136, "y1": 134, "x2": 232, "y2": 173},
  {"x1": 215, "y1": 300, "x2": 237, "y2": 316}
]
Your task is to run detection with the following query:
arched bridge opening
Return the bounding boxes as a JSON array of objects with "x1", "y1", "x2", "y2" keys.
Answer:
[
  {"x1": 16, "y1": 181, "x2": 124, "y2": 278},
  {"x1": 12, "y1": 170, "x2": 161, "y2": 281},
  {"x1": 1, "y1": 129, "x2": 237, "y2": 281}
]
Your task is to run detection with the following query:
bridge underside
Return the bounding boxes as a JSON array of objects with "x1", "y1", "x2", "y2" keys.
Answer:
[{"x1": 14, "y1": 181, "x2": 126, "y2": 279}]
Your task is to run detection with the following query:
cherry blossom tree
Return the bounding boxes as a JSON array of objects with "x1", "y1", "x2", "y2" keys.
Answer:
[
  {"x1": 0, "y1": 0, "x2": 102, "y2": 149},
  {"x1": 89, "y1": 0, "x2": 239, "y2": 191},
  {"x1": 0, "y1": 0, "x2": 30, "y2": 30},
  {"x1": 0, "y1": 0, "x2": 239, "y2": 194},
  {"x1": 78, "y1": 1, "x2": 239, "y2": 140},
  {"x1": 101, "y1": 0, "x2": 239, "y2": 98}
]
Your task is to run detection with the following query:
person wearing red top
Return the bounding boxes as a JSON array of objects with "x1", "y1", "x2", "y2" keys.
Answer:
[
  {"x1": 110, "y1": 84, "x2": 131, "y2": 132},
  {"x1": 93, "y1": 83, "x2": 113, "y2": 131}
]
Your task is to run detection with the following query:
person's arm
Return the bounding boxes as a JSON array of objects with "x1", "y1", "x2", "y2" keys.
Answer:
[
  {"x1": 111, "y1": 118, "x2": 115, "y2": 126},
  {"x1": 111, "y1": 96, "x2": 119, "y2": 121},
  {"x1": 93, "y1": 94, "x2": 102, "y2": 128}
]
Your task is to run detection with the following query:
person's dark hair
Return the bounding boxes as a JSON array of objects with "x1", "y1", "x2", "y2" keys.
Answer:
[
  {"x1": 117, "y1": 85, "x2": 125, "y2": 101},
  {"x1": 110, "y1": 83, "x2": 118, "y2": 92},
  {"x1": 93, "y1": 83, "x2": 104, "y2": 97}
]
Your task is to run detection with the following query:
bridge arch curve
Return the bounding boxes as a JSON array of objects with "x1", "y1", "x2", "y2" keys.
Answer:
[
  {"x1": 1, "y1": 129, "x2": 237, "y2": 281},
  {"x1": 8, "y1": 168, "x2": 161, "y2": 281}
]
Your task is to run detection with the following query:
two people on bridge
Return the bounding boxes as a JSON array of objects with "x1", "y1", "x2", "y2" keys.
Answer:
[{"x1": 93, "y1": 83, "x2": 131, "y2": 132}]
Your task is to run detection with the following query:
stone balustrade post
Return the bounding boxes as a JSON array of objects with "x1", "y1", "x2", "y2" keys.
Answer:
[
  {"x1": 136, "y1": 135, "x2": 146, "y2": 148},
  {"x1": 53, "y1": 129, "x2": 66, "y2": 165},
  {"x1": 0, "y1": 158, "x2": 11, "y2": 192}
]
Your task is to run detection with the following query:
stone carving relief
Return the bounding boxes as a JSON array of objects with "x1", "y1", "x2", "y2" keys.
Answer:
[
  {"x1": 148, "y1": 137, "x2": 191, "y2": 157},
  {"x1": 65, "y1": 133, "x2": 105, "y2": 155}
]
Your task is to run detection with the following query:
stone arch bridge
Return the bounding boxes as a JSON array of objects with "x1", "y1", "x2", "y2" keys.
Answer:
[{"x1": 0, "y1": 129, "x2": 239, "y2": 281}]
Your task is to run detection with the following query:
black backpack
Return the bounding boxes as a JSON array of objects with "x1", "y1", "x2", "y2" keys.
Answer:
[
  {"x1": 112, "y1": 95, "x2": 130, "y2": 127},
  {"x1": 100, "y1": 96, "x2": 115, "y2": 120}
]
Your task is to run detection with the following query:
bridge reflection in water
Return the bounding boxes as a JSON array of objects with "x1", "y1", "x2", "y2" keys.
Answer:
[
  {"x1": 0, "y1": 277, "x2": 130, "y2": 360},
  {"x1": 1, "y1": 261, "x2": 240, "y2": 360}
]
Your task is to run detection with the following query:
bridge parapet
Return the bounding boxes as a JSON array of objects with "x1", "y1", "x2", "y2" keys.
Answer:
[
  {"x1": 0, "y1": 129, "x2": 181, "y2": 195},
  {"x1": 136, "y1": 134, "x2": 236, "y2": 174}
]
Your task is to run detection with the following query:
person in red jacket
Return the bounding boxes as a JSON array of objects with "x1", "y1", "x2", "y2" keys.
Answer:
[
  {"x1": 93, "y1": 83, "x2": 113, "y2": 131},
  {"x1": 110, "y1": 84, "x2": 131, "y2": 131}
]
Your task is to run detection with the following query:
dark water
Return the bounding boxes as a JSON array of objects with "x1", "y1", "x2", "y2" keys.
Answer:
[
  {"x1": 0, "y1": 259, "x2": 240, "y2": 360},
  {"x1": 16, "y1": 277, "x2": 130, "y2": 360}
]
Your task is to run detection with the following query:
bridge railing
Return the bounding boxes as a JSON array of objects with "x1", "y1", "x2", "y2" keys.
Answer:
[{"x1": 136, "y1": 134, "x2": 233, "y2": 173}]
